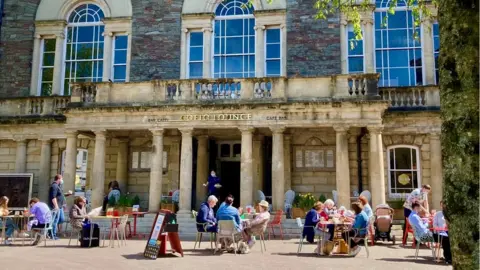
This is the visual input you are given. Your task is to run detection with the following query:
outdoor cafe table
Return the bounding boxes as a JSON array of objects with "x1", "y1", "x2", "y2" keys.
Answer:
[
  {"x1": 316, "y1": 220, "x2": 353, "y2": 256},
  {"x1": 0, "y1": 215, "x2": 32, "y2": 246},
  {"x1": 129, "y1": 211, "x2": 147, "y2": 238},
  {"x1": 88, "y1": 215, "x2": 121, "y2": 247}
]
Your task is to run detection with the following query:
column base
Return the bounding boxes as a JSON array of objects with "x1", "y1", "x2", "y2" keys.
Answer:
[{"x1": 176, "y1": 210, "x2": 193, "y2": 220}]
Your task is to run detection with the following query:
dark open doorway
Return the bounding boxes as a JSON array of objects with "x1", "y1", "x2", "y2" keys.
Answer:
[{"x1": 219, "y1": 161, "x2": 241, "y2": 208}]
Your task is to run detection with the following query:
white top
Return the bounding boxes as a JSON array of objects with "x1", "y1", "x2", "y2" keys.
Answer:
[{"x1": 433, "y1": 211, "x2": 446, "y2": 228}]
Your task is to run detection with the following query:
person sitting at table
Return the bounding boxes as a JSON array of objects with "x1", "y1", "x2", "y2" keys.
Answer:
[
  {"x1": 323, "y1": 199, "x2": 337, "y2": 216},
  {"x1": 0, "y1": 196, "x2": 19, "y2": 245},
  {"x1": 432, "y1": 200, "x2": 451, "y2": 264},
  {"x1": 302, "y1": 201, "x2": 324, "y2": 243},
  {"x1": 28, "y1": 198, "x2": 52, "y2": 246},
  {"x1": 69, "y1": 196, "x2": 88, "y2": 231},
  {"x1": 216, "y1": 196, "x2": 242, "y2": 250},
  {"x1": 242, "y1": 200, "x2": 270, "y2": 247},
  {"x1": 358, "y1": 195, "x2": 373, "y2": 218},
  {"x1": 340, "y1": 202, "x2": 368, "y2": 257},
  {"x1": 408, "y1": 202, "x2": 435, "y2": 244},
  {"x1": 196, "y1": 195, "x2": 218, "y2": 233}
]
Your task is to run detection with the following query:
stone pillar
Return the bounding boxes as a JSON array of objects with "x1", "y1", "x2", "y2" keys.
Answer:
[
  {"x1": 116, "y1": 138, "x2": 129, "y2": 193},
  {"x1": 149, "y1": 129, "x2": 164, "y2": 212},
  {"x1": 430, "y1": 132, "x2": 443, "y2": 208},
  {"x1": 334, "y1": 126, "x2": 351, "y2": 208},
  {"x1": 254, "y1": 25, "x2": 265, "y2": 77},
  {"x1": 102, "y1": 31, "x2": 113, "y2": 82},
  {"x1": 362, "y1": 15, "x2": 375, "y2": 73},
  {"x1": 340, "y1": 18, "x2": 348, "y2": 74},
  {"x1": 240, "y1": 127, "x2": 254, "y2": 207},
  {"x1": 202, "y1": 28, "x2": 213, "y2": 78},
  {"x1": 178, "y1": 128, "x2": 193, "y2": 215},
  {"x1": 14, "y1": 139, "x2": 27, "y2": 173},
  {"x1": 38, "y1": 139, "x2": 52, "y2": 202},
  {"x1": 422, "y1": 18, "x2": 435, "y2": 84},
  {"x1": 170, "y1": 136, "x2": 181, "y2": 191},
  {"x1": 284, "y1": 135, "x2": 292, "y2": 190},
  {"x1": 196, "y1": 135, "x2": 209, "y2": 208},
  {"x1": 30, "y1": 35, "x2": 42, "y2": 95},
  {"x1": 52, "y1": 33, "x2": 65, "y2": 95},
  {"x1": 64, "y1": 131, "x2": 78, "y2": 204},
  {"x1": 253, "y1": 135, "x2": 264, "y2": 197},
  {"x1": 271, "y1": 127, "x2": 285, "y2": 211},
  {"x1": 368, "y1": 126, "x2": 386, "y2": 207},
  {"x1": 91, "y1": 130, "x2": 107, "y2": 208},
  {"x1": 180, "y1": 28, "x2": 189, "y2": 79}
]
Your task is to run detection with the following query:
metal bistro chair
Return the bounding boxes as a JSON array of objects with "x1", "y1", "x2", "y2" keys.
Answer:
[
  {"x1": 267, "y1": 210, "x2": 284, "y2": 240},
  {"x1": 109, "y1": 214, "x2": 129, "y2": 248},
  {"x1": 32, "y1": 209, "x2": 59, "y2": 247},
  {"x1": 348, "y1": 215, "x2": 375, "y2": 258},
  {"x1": 215, "y1": 220, "x2": 240, "y2": 255},
  {"x1": 296, "y1": 217, "x2": 315, "y2": 254},
  {"x1": 412, "y1": 226, "x2": 436, "y2": 260},
  {"x1": 68, "y1": 226, "x2": 82, "y2": 246},
  {"x1": 284, "y1": 190, "x2": 295, "y2": 219},
  {"x1": 192, "y1": 210, "x2": 216, "y2": 250}
]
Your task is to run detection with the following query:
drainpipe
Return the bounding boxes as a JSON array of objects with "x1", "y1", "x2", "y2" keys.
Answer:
[{"x1": 357, "y1": 127, "x2": 367, "y2": 193}]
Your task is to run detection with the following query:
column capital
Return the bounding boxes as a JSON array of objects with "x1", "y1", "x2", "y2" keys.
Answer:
[
  {"x1": 361, "y1": 17, "x2": 374, "y2": 25},
  {"x1": 340, "y1": 19, "x2": 348, "y2": 26},
  {"x1": 55, "y1": 33, "x2": 65, "y2": 39},
  {"x1": 196, "y1": 135, "x2": 209, "y2": 141},
  {"x1": 367, "y1": 126, "x2": 384, "y2": 134},
  {"x1": 182, "y1": 28, "x2": 189, "y2": 33},
  {"x1": 102, "y1": 31, "x2": 114, "y2": 37},
  {"x1": 39, "y1": 138, "x2": 52, "y2": 144},
  {"x1": 202, "y1": 27, "x2": 213, "y2": 33},
  {"x1": 270, "y1": 126, "x2": 286, "y2": 134},
  {"x1": 65, "y1": 130, "x2": 78, "y2": 138},
  {"x1": 34, "y1": 34, "x2": 42, "y2": 39},
  {"x1": 14, "y1": 137, "x2": 27, "y2": 144},
  {"x1": 149, "y1": 128, "x2": 165, "y2": 136},
  {"x1": 430, "y1": 132, "x2": 441, "y2": 139},
  {"x1": 239, "y1": 126, "x2": 255, "y2": 134},
  {"x1": 333, "y1": 125, "x2": 350, "y2": 133},
  {"x1": 254, "y1": 25, "x2": 265, "y2": 31},
  {"x1": 93, "y1": 129, "x2": 107, "y2": 138},
  {"x1": 179, "y1": 127, "x2": 194, "y2": 136}
]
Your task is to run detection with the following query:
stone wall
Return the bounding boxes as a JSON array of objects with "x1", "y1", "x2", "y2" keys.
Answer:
[
  {"x1": 129, "y1": 0, "x2": 183, "y2": 81},
  {"x1": 0, "y1": 140, "x2": 16, "y2": 172},
  {"x1": 286, "y1": 0, "x2": 341, "y2": 77},
  {"x1": 0, "y1": 0, "x2": 40, "y2": 98}
]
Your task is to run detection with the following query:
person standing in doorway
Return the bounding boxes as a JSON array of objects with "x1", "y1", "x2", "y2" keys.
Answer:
[
  {"x1": 48, "y1": 174, "x2": 72, "y2": 240},
  {"x1": 205, "y1": 170, "x2": 222, "y2": 198}
]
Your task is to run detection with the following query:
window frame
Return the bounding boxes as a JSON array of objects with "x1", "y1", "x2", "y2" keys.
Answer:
[
  {"x1": 264, "y1": 26, "x2": 282, "y2": 77},
  {"x1": 187, "y1": 30, "x2": 204, "y2": 79},
  {"x1": 37, "y1": 37, "x2": 57, "y2": 96},
  {"x1": 374, "y1": 4, "x2": 426, "y2": 87},
  {"x1": 386, "y1": 145, "x2": 422, "y2": 197},
  {"x1": 112, "y1": 34, "x2": 129, "y2": 82},
  {"x1": 432, "y1": 20, "x2": 439, "y2": 85},
  {"x1": 346, "y1": 24, "x2": 366, "y2": 74}
]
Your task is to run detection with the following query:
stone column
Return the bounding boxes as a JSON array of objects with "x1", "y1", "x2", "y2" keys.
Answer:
[
  {"x1": 284, "y1": 135, "x2": 292, "y2": 190},
  {"x1": 271, "y1": 127, "x2": 285, "y2": 211},
  {"x1": 102, "y1": 31, "x2": 113, "y2": 82},
  {"x1": 340, "y1": 18, "x2": 348, "y2": 74},
  {"x1": 202, "y1": 28, "x2": 213, "y2": 78},
  {"x1": 240, "y1": 127, "x2": 254, "y2": 207},
  {"x1": 178, "y1": 128, "x2": 193, "y2": 215},
  {"x1": 430, "y1": 132, "x2": 443, "y2": 208},
  {"x1": 14, "y1": 139, "x2": 27, "y2": 173},
  {"x1": 196, "y1": 135, "x2": 209, "y2": 208},
  {"x1": 422, "y1": 18, "x2": 435, "y2": 84},
  {"x1": 254, "y1": 25, "x2": 265, "y2": 77},
  {"x1": 91, "y1": 130, "x2": 107, "y2": 208},
  {"x1": 30, "y1": 35, "x2": 42, "y2": 96},
  {"x1": 362, "y1": 15, "x2": 375, "y2": 73},
  {"x1": 38, "y1": 139, "x2": 52, "y2": 202},
  {"x1": 64, "y1": 131, "x2": 78, "y2": 204},
  {"x1": 180, "y1": 28, "x2": 189, "y2": 79},
  {"x1": 170, "y1": 136, "x2": 181, "y2": 191},
  {"x1": 368, "y1": 126, "x2": 386, "y2": 207},
  {"x1": 116, "y1": 138, "x2": 129, "y2": 193},
  {"x1": 252, "y1": 135, "x2": 264, "y2": 197},
  {"x1": 334, "y1": 126, "x2": 351, "y2": 208},
  {"x1": 149, "y1": 129, "x2": 164, "y2": 212},
  {"x1": 52, "y1": 33, "x2": 65, "y2": 95},
  {"x1": 280, "y1": 24, "x2": 287, "y2": 77}
]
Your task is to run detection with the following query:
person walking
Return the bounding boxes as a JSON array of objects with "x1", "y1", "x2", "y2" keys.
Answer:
[{"x1": 48, "y1": 174, "x2": 72, "y2": 240}]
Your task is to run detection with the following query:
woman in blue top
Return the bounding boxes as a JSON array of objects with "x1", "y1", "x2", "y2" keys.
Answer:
[
  {"x1": 302, "y1": 201, "x2": 323, "y2": 243},
  {"x1": 358, "y1": 196, "x2": 373, "y2": 218},
  {"x1": 342, "y1": 202, "x2": 368, "y2": 256}
]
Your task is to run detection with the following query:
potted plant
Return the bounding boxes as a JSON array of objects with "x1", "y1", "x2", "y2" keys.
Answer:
[
  {"x1": 388, "y1": 194, "x2": 406, "y2": 220},
  {"x1": 160, "y1": 197, "x2": 175, "y2": 212},
  {"x1": 291, "y1": 194, "x2": 303, "y2": 218},
  {"x1": 107, "y1": 195, "x2": 117, "y2": 216}
]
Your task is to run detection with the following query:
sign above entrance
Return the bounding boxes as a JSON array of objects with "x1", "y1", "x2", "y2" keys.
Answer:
[{"x1": 180, "y1": 114, "x2": 252, "y2": 121}]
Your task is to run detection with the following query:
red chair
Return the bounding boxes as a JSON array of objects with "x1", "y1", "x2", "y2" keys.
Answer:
[
  {"x1": 403, "y1": 219, "x2": 416, "y2": 248},
  {"x1": 267, "y1": 210, "x2": 284, "y2": 240}
]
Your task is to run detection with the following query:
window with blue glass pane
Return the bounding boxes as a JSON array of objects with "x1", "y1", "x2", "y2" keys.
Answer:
[
  {"x1": 64, "y1": 3, "x2": 105, "y2": 95},
  {"x1": 265, "y1": 28, "x2": 281, "y2": 77},
  {"x1": 213, "y1": 0, "x2": 255, "y2": 78},
  {"x1": 433, "y1": 22, "x2": 439, "y2": 84},
  {"x1": 347, "y1": 25, "x2": 364, "y2": 73},
  {"x1": 188, "y1": 32, "x2": 203, "y2": 78},
  {"x1": 374, "y1": 0, "x2": 422, "y2": 87},
  {"x1": 113, "y1": 35, "x2": 128, "y2": 82}
]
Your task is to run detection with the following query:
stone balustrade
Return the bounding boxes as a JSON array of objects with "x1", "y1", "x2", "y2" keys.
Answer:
[
  {"x1": 0, "y1": 96, "x2": 70, "y2": 117},
  {"x1": 379, "y1": 86, "x2": 440, "y2": 109}
]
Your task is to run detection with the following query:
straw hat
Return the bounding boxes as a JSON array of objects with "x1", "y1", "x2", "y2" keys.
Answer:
[{"x1": 259, "y1": 200, "x2": 269, "y2": 208}]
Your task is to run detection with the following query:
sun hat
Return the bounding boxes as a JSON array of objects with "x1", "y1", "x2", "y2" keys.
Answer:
[{"x1": 259, "y1": 200, "x2": 269, "y2": 208}]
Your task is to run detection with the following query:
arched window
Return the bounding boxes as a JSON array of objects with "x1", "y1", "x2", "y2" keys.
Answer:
[
  {"x1": 213, "y1": 0, "x2": 255, "y2": 78},
  {"x1": 64, "y1": 4, "x2": 105, "y2": 94},
  {"x1": 387, "y1": 145, "x2": 421, "y2": 196},
  {"x1": 375, "y1": 0, "x2": 422, "y2": 87}
]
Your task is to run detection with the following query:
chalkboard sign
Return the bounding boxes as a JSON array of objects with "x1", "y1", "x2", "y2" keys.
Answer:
[{"x1": 0, "y1": 173, "x2": 33, "y2": 210}]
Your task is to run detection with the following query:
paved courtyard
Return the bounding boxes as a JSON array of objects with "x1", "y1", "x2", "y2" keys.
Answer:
[{"x1": 1, "y1": 238, "x2": 452, "y2": 270}]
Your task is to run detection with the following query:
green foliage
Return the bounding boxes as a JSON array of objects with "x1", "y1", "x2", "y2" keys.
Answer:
[
  {"x1": 132, "y1": 195, "x2": 141, "y2": 206},
  {"x1": 318, "y1": 194, "x2": 327, "y2": 203},
  {"x1": 296, "y1": 193, "x2": 317, "y2": 211},
  {"x1": 293, "y1": 194, "x2": 301, "y2": 207},
  {"x1": 107, "y1": 195, "x2": 117, "y2": 207},
  {"x1": 117, "y1": 194, "x2": 133, "y2": 207}
]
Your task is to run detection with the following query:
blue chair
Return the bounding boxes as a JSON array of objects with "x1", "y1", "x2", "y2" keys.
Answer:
[{"x1": 32, "y1": 209, "x2": 59, "y2": 246}]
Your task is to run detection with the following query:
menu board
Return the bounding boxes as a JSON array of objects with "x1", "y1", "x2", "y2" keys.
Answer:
[
  {"x1": 144, "y1": 213, "x2": 165, "y2": 259},
  {"x1": 0, "y1": 174, "x2": 33, "y2": 209}
]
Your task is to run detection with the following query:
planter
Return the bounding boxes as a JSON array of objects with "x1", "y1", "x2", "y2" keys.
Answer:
[
  {"x1": 291, "y1": 207, "x2": 306, "y2": 219},
  {"x1": 393, "y1": 208, "x2": 405, "y2": 221},
  {"x1": 160, "y1": 203, "x2": 175, "y2": 212}
]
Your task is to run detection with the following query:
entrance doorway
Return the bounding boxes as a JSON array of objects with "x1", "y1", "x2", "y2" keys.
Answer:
[{"x1": 219, "y1": 161, "x2": 241, "y2": 207}]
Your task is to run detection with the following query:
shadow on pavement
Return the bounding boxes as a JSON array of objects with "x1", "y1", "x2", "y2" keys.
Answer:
[
  {"x1": 377, "y1": 257, "x2": 445, "y2": 266},
  {"x1": 273, "y1": 252, "x2": 355, "y2": 258},
  {"x1": 122, "y1": 253, "x2": 179, "y2": 260}
]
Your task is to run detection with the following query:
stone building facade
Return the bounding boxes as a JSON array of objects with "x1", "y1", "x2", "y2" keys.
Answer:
[{"x1": 0, "y1": 0, "x2": 442, "y2": 216}]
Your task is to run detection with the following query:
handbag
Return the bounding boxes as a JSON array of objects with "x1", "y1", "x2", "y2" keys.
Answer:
[{"x1": 81, "y1": 223, "x2": 100, "y2": 247}]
